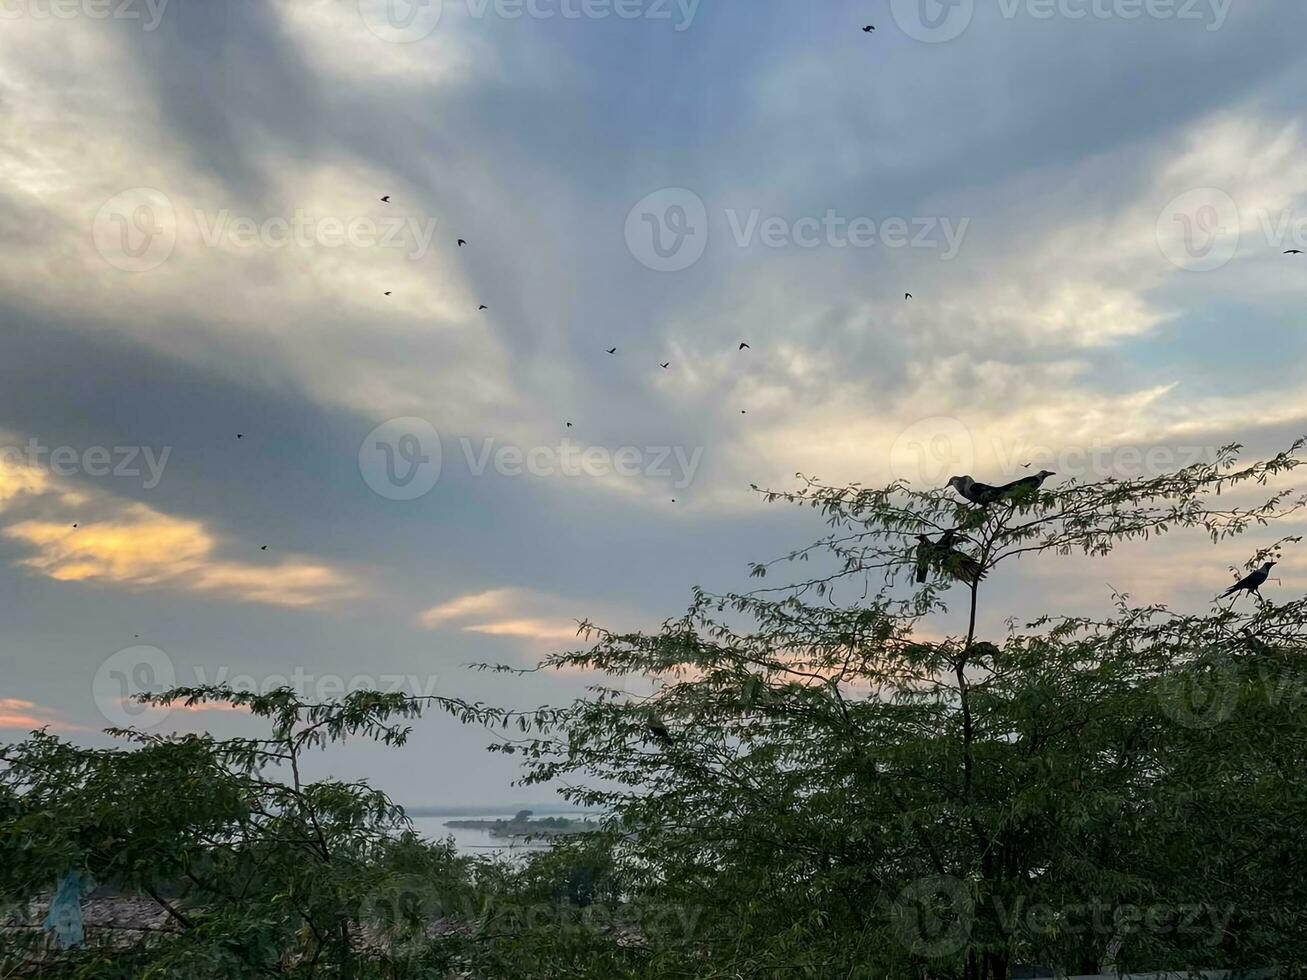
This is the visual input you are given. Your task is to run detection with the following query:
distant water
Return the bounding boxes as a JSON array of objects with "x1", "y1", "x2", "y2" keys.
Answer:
[{"x1": 406, "y1": 809, "x2": 600, "y2": 861}]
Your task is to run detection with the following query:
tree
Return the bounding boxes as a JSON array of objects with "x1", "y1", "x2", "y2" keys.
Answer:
[
  {"x1": 499, "y1": 440, "x2": 1307, "y2": 978},
  {"x1": 0, "y1": 687, "x2": 539, "y2": 978}
]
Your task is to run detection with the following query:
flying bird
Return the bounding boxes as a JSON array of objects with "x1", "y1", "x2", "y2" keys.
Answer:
[
  {"x1": 1220, "y1": 562, "x2": 1276, "y2": 600},
  {"x1": 236, "y1": 434, "x2": 244, "y2": 439},
  {"x1": 660, "y1": 362, "x2": 670, "y2": 369},
  {"x1": 384, "y1": 291, "x2": 392, "y2": 296},
  {"x1": 260, "y1": 545, "x2": 268, "y2": 551},
  {"x1": 862, "y1": 25, "x2": 875, "y2": 32},
  {"x1": 1286, "y1": 249, "x2": 1303, "y2": 255},
  {"x1": 478, "y1": 305, "x2": 488, "y2": 310},
  {"x1": 905, "y1": 293, "x2": 913, "y2": 300},
  {"x1": 457, "y1": 239, "x2": 467, "y2": 247},
  {"x1": 606, "y1": 347, "x2": 617, "y2": 355},
  {"x1": 379, "y1": 195, "x2": 390, "y2": 204},
  {"x1": 948, "y1": 471, "x2": 1055, "y2": 506},
  {"x1": 71, "y1": 524, "x2": 78, "y2": 528},
  {"x1": 566, "y1": 422, "x2": 573, "y2": 428},
  {"x1": 739, "y1": 342, "x2": 750, "y2": 350}
]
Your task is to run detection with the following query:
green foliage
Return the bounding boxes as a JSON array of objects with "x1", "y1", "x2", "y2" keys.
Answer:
[
  {"x1": 0, "y1": 688, "x2": 512, "y2": 978},
  {"x1": 495, "y1": 440, "x2": 1307, "y2": 978},
  {"x1": 4, "y1": 441, "x2": 1306, "y2": 979}
]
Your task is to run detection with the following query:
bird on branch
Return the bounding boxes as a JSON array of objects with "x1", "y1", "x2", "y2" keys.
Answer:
[
  {"x1": 1219, "y1": 562, "x2": 1276, "y2": 601},
  {"x1": 947, "y1": 470, "x2": 1055, "y2": 506},
  {"x1": 915, "y1": 530, "x2": 984, "y2": 584}
]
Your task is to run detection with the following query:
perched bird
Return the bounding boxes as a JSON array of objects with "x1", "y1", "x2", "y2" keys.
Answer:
[
  {"x1": 862, "y1": 24, "x2": 875, "y2": 32},
  {"x1": 457, "y1": 239, "x2": 467, "y2": 247},
  {"x1": 647, "y1": 711, "x2": 673, "y2": 746},
  {"x1": 948, "y1": 471, "x2": 1055, "y2": 506},
  {"x1": 1220, "y1": 562, "x2": 1276, "y2": 600},
  {"x1": 739, "y1": 342, "x2": 750, "y2": 350},
  {"x1": 606, "y1": 347, "x2": 617, "y2": 355},
  {"x1": 915, "y1": 531, "x2": 983, "y2": 585},
  {"x1": 379, "y1": 195, "x2": 390, "y2": 204}
]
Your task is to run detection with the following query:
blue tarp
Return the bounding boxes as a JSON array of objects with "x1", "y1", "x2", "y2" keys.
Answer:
[{"x1": 43, "y1": 871, "x2": 88, "y2": 950}]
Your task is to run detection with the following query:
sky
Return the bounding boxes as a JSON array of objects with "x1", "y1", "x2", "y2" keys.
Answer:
[{"x1": 2, "y1": 0, "x2": 1307, "y2": 806}]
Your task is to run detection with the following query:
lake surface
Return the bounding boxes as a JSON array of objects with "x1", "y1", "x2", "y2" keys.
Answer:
[{"x1": 407, "y1": 809, "x2": 600, "y2": 861}]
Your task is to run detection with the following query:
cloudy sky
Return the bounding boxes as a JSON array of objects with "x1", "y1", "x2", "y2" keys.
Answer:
[{"x1": 2, "y1": 0, "x2": 1306, "y2": 806}]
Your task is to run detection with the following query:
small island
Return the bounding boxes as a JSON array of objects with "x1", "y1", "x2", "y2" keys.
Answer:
[{"x1": 443, "y1": 810, "x2": 599, "y2": 840}]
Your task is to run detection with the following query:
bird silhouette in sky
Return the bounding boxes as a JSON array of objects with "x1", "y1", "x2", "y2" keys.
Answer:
[
  {"x1": 1220, "y1": 562, "x2": 1276, "y2": 600},
  {"x1": 862, "y1": 24, "x2": 875, "y2": 32},
  {"x1": 379, "y1": 195, "x2": 390, "y2": 204},
  {"x1": 566, "y1": 422, "x2": 573, "y2": 428},
  {"x1": 478, "y1": 305, "x2": 488, "y2": 310},
  {"x1": 905, "y1": 292, "x2": 913, "y2": 300},
  {"x1": 384, "y1": 291, "x2": 392, "y2": 296},
  {"x1": 739, "y1": 342, "x2": 750, "y2": 350},
  {"x1": 661, "y1": 362, "x2": 670, "y2": 369},
  {"x1": 948, "y1": 471, "x2": 1055, "y2": 506},
  {"x1": 1287, "y1": 249, "x2": 1303, "y2": 255},
  {"x1": 606, "y1": 347, "x2": 617, "y2": 355},
  {"x1": 71, "y1": 523, "x2": 78, "y2": 528},
  {"x1": 260, "y1": 545, "x2": 268, "y2": 551},
  {"x1": 236, "y1": 434, "x2": 244, "y2": 439},
  {"x1": 457, "y1": 239, "x2": 467, "y2": 247}
]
